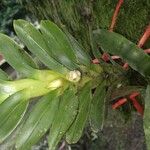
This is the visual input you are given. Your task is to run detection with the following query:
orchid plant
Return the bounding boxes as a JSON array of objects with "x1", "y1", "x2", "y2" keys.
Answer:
[{"x1": 0, "y1": 0, "x2": 150, "y2": 150}]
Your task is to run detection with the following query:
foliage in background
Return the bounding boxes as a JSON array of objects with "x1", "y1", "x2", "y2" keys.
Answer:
[
  {"x1": 19, "y1": 0, "x2": 150, "y2": 52},
  {"x1": 0, "y1": 0, "x2": 27, "y2": 34}
]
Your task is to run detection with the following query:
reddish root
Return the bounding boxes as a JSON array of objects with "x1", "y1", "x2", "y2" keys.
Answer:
[
  {"x1": 123, "y1": 63, "x2": 129, "y2": 70},
  {"x1": 92, "y1": 55, "x2": 120, "y2": 64},
  {"x1": 129, "y1": 92, "x2": 140, "y2": 99},
  {"x1": 144, "y1": 48, "x2": 150, "y2": 54},
  {"x1": 96, "y1": 48, "x2": 149, "y2": 67},
  {"x1": 92, "y1": 58, "x2": 100, "y2": 64},
  {"x1": 101, "y1": 0, "x2": 124, "y2": 61},
  {"x1": 112, "y1": 92, "x2": 143, "y2": 116},
  {"x1": 109, "y1": 0, "x2": 124, "y2": 32},
  {"x1": 101, "y1": 52, "x2": 110, "y2": 62},
  {"x1": 138, "y1": 24, "x2": 150, "y2": 48},
  {"x1": 94, "y1": 3, "x2": 149, "y2": 72},
  {"x1": 130, "y1": 98, "x2": 144, "y2": 116},
  {"x1": 129, "y1": 92, "x2": 143, "y2": 116},
  {"x1": 102, "y1": 53, "x2": 121, "y2": 62},
  {"x1": 112, "y1": 98, "x2": 127, "y2": 109},
  {"x1": 111, "y1": 55, "x2": 121, "y2": 60}
]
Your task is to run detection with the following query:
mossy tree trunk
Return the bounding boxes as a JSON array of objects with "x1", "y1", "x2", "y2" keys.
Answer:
[
  {"x1": 19, "y1": 0, "x2": 150, "y2": 149},
  {"x1": 20, "y1": 0, "x2": 150, "y2": 51}
]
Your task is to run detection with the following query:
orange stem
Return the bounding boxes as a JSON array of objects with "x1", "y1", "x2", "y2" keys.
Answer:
[
  {"x1": 129, "y1": 92, "x2": 140, "y2": 99},
  {"x1": 109, "y1": 0, "x2": 124, "y2": 31},
  {"x1": 129, "y1": 92, "x2": 143, "y2": 116},
  {"x1": 112, "y1": 98, "x2": 127, "y2": 109},
  {"x1": 101, "y1": 0, "x2": 124, "y2": 61},
  {"x1": 130, "y1": 98, "x2": 144, "y2": 116},
  {"x1": 138, "y1": 24, "x2": 150, "y2": 48}
]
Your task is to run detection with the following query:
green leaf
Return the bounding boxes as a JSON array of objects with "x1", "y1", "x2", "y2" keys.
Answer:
[
  {"x1": 0, "y1": 91, "x2": 28, "y2": 143},
  {"x1": 91, "y1": 46, "x2": 102, "y2": 60},
  {"x1": 0, "y1": 33, "x2": 37, "y2": 76},
  {"x1": 90, "y1": 81, "x2": 106, "y2": 132},
  {"x1": 48, "y1": 88, "x2": 78, "y2": 150},
  {"x1": 62, "y1": 29, "x2": 91, "y2": 67},
  {"x1": 15, "y1": 90, "x2": 59, "y2": 150},
  {"x1": 90, "y1": 33, "x2": 102, "y2": 59},
  {"x1": 93, "y1": 29, "x2": 150, "y2": 77},
  {"x1": 40, "y1": 20, "x2": 78, "y2": 70},
  {"x1": 0, "y1": 69, "x2": 9, "y2": 80},
  {"x1": 144, "y1": 85, "x2": 150, "y2": 150},
  {"x1": 66, "y1": 82, "x2": 92, "y2": 144},
  {"x1": 0, "y1": 80, "x2": 10, "y2": 104},
  {"x1": 13, "y1": 19, "x2": 69, "y2": 75}
]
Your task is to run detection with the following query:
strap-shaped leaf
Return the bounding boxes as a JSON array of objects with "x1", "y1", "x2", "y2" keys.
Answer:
[
  {"x1": 64, "y1": 30, "x2": 91, "y2": 67},
  {"x1": 0, "y1": 69, "x2": 9, "y2": 80},
  {"x1": 144, "y1": 85, "x2": 150, "y2": 149},
  {"x1": 90, "y1": 33, "x2": 102, "y2": 59},
  {"x1": 91, "y1": 45, "x2": 102, "y2": 60},
  {"x1": 93, "y1": 29, "x2": 150, "y2": 77},
  {"x1": 48, "y1": 88, "x2": 78, "y2": 150},
  {"x1": 13, "y1": 20, "x2": 68, "y2": 75},
  {"x1": 90, "y1": 81, "x2": 106, "y2": 132},
  {"x1": 0, "y1": 33, "x2": 37, "y2": 76},
  {"x1": 0, "y1": 91, "x2": 28, "y2": 143},
  {"x1": 66, "y1": 82, "x2": 92, "y2": 144},
  {"x1": 15, "y1": 90, "x2": 59, "y2": 150},
  {"x1": 40, "y1": 20, "x2": 78, "y2": 70}
]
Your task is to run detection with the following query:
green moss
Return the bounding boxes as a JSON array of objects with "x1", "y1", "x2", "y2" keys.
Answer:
[
  {"x1": 20, "y1": 0, "x2": 150, "y2": 52},
  {"x1": 116, "y1": 0, "x2": 150, "y2": 43}
]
